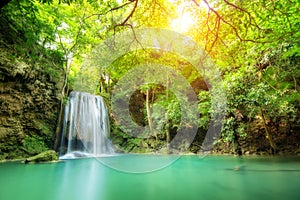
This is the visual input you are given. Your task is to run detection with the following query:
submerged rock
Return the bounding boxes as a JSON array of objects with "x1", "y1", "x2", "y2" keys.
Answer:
[{"x1": 24, "y1": 150, "x2": 58, "y2": 164}]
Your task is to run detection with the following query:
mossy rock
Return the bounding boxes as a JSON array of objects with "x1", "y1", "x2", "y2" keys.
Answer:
[{"x1": 24, "y1": 150, "x2": 58, "y2": 164}]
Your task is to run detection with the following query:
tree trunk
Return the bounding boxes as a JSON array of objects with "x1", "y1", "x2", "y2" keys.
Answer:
[
  {"x1": 53, "y1": 60, "x2": 70, "y2": 150},
  {"x1": 165, "y1": 120, "x2": 170, "y2": 146},
  {"x1": 146, "y1": 89, "x2": 157, "y2": 140},
  {"x1": 260, "y1": 107, "x2": 277, "y2": 153},
  {"x1": 165, "y1": 74, "x2": 170, "y2": 147},
  {"x1": 53, "y1": 99, "x2": 65, "y2": 150}
]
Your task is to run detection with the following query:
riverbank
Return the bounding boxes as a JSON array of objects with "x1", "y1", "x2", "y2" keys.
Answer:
[{"x1": 1, "y1": 149, "x2": 299, "y2": 163}]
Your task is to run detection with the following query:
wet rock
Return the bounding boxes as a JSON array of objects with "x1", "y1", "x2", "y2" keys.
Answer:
[{"x1": 24, "y1": 150, "x2": 58, "y2": 163}]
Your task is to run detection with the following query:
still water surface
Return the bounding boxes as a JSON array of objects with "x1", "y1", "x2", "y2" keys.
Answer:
[{"x1": 0, "y1": 155, "x2": 299, "y2": 200}]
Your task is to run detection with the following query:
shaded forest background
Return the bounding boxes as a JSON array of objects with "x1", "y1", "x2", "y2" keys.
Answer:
[{"x1": 0, "y1": 0, "x2": 299, "y2": 159}]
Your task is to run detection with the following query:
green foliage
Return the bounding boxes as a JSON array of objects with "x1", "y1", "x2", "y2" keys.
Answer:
[
  {"x1": 21, "y1": 135, "x2": 49, "y2": 155},
  {"x1": 0, "y1": 0, "x2": 65, "y2": 80},
  {"x1": 151, "y1": 90, "x2": 181, "y2": 130},
  {"x1": 1, "y1": 0, "x2": 299, "y2": 154},
  {"x1": 220, "y1": 43, "x2": 300, "y2": 143},
  {"x1": 198, "y1": 91, "x2": 211, "y2": 129}
]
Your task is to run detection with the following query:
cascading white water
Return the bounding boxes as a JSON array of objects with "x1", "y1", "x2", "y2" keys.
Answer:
[{"x1": 59, "y1": 91, "x2": 114, "y2": 159}]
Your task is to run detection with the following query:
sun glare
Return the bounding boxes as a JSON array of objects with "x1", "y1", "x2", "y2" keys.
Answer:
[
  {"x1": 171, "y1": 12, "x2": 194, "y2": 33},
  {"x1": 169, "y1": 0, "x2": 211, "y2": 33},
  {"x1": 169, "y1": 0, "x2": 199, "y2": 33},
  {"x1": 171, "y1": 13, "x2": 195, "y2": 33}
]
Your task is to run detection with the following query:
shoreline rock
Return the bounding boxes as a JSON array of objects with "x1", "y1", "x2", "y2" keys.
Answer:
[{"x1": 24, "y1": 150, "x2": 58, "y2": 164}]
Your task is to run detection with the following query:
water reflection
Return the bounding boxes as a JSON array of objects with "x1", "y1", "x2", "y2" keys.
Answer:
[{"x1": 55, "y1": 159, "x2": 107, "y2": 200}]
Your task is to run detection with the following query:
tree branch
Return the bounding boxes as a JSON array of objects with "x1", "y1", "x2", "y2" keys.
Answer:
[
  {"x1": 83, "y1": 1, "x2": 134, "y2": 21},
  {"x1": 192, "y1": 0, "x2": 273, "y2": 44},
  {"x1": 223, "y1": 0, "x2": 261, "y2": 30},
  {"x1": 119, "y1": 0, "x2": 138, "y2": 26}
]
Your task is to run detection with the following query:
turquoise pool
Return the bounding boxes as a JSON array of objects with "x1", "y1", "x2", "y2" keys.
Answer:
[{"x1": 0, "y1": 155, "x2": 299, "y2": 200}]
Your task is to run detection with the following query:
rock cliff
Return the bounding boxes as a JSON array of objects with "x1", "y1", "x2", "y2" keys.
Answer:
[{"x1": 0, "y1": 38, "x2": 63, "y2": 160}]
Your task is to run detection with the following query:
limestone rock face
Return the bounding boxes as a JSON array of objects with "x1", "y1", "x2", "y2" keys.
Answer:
[{"x1": 0, "y1": 40, "x2": 63, "y2": 160}]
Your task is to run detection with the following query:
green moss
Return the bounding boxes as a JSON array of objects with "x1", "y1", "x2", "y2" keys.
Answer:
[
  {"x1": 24, "y1": 150, "x2": 58, "y2": 163},
  {"x1": 21, "y1": 135, "x2": 49, "y2": 155},
  {"x1": 33, "y1": 120, "x2": 53, "y2": 137}
]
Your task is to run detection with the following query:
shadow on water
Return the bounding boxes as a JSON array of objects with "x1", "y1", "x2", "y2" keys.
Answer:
[
  {"x1": 226, "y1": 166, "x2": 300, "y2": 172},
  {"x1": 223, "y1": 155, "x2": 300, "y2": 172}
]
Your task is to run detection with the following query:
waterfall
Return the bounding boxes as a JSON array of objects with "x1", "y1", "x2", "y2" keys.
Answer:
[{"x1": 59, "y1": 91, "x2": 114, "y2": 159}]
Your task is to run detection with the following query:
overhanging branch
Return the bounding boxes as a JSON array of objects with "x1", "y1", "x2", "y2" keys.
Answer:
[{"x1": 192, "y1": 0, "x2": 276, "y2": 46}]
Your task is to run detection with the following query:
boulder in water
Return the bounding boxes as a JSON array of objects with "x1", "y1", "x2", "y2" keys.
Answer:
[{"x1": 24, "y1": 150, "x2": 58, "y2": 164}]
